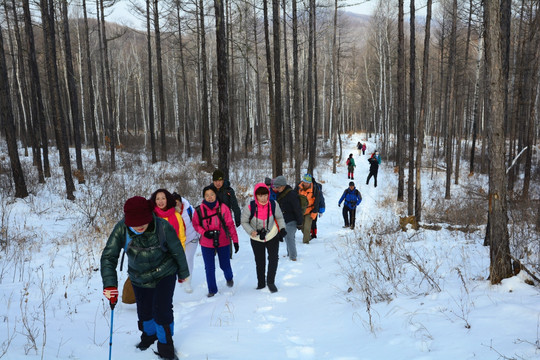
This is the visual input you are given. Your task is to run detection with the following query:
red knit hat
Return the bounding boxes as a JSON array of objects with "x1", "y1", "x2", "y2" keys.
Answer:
[{"x1": 124, "y1": 196, "x2": 153, "y2": 227}]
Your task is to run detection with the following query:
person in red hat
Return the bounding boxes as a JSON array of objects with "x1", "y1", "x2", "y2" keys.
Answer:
[{"x1": 101, "y1": 196, "x2": 189, "y2": 360}]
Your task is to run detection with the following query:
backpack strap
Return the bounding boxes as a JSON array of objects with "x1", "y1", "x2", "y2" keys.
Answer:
[
  {"x1": 249, "y1": 200, "x2": 276, "y2": 227},
  {"x1": 187, "y1": 206, "x2": 193, "y2": 221},
  {"x1": 119, "y1": 221, "x2": 167, "y2": 271}
]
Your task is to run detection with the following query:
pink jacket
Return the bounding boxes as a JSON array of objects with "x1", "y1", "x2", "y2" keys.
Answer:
[{"x1": 192, "y1": 202, "x2": 238, "y2": 249}]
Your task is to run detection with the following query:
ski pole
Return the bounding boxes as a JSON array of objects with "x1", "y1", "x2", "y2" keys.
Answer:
[{"x1": 108, "y1": 303, "x2": 116, "y2": 360}]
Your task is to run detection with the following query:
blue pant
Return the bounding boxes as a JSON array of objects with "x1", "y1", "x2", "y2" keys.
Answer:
[
  {"x1": 132, "y1": 274, "x2": 176, "y2": 343},
  {"x1": 201, "y1": 245, "x2": 233, "y2": 294}
]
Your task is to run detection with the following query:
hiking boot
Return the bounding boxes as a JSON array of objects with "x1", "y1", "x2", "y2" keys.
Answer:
[
  {"x1": 155, "y1": 342, "x2": 178, "y2": 360},
  {"x1": 227, "y1": 280, "x2": 234, "y2": 288},
  {"x1": 207, "y1": 292, "x2": 216, "y2": 298},
  {"x1": 136, "y1": 333, "x2": 157, "y2": 351},
  {"x1": 256, "y1": 284, "x2": 266, "y2": 290},
  {"x1": 350, "y1": 225, "x2": 355, "y2": 230},
  {"x1": 268, "y1": 284, "x2": 278, "y2": 293},
  {"x1": 342, "y1": 225, "x2": 349, "y2": 228}
]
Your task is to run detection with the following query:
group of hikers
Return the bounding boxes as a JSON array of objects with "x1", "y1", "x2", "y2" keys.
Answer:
[
  {"x1": 99, "y1": 140, "x2": 381, "y2": 359},
  {"x1": 339, "y1": 143, "x2": 382, "y2": 230},
  {"x1": 100, "y1": 170, "x2": 325, "y2": 359}
]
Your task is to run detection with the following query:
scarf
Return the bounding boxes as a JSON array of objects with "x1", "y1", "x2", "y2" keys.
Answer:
[
  {"x1": 154, "y1": 206, "x2": 180, "y2": 236},
  {"x1": 203, "y1": 200, "x2": 217, "y2": 209}
]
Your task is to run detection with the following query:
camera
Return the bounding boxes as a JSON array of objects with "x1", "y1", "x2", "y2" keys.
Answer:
[
  {"x1": 257, "y1": 228, "x2": 267, "y2": 240},
  {"x1": 205, "y1": 230, "x2": 221, "y2": 248}
]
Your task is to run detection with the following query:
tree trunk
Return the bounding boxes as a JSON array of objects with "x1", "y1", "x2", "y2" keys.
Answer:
[
  {"x1": 61, "y1": 0, "x2": 84, "y2": 180},
  {"x1": 199, "y1": 0, "x2": 211, "y2": 165},
  {"x1": 214, "y1": 0, "x2": 230, "y2": 175},
  {"x1": 0, "y1": 23, "x2": 28, "y2": 198},
  {"x1": 40, "y1": 0, "x2": 75, "y2": 200},
  {"x1": 415, "y1": 0, "x2": 432, "y2": 222},
  {"x1": 22, "y1": 0, "x2": 50, "y2": 178},
  {"x1": 407, "y1": 0, "x2": 416, "y2": 215},
  {"x1": 272, "y1": 0, "x2": 283, "y2": 176},
  {"x1": 153, "y1": 0, "x2": 167, "y2": 162},
  {"x1": 292, "y1": 0, "x2": 301, "y2": 182},
  {"x1": 484, "y1": 0, "x2": 512, "y2": 284},
  {"x1": 444, "y1": 0, "x2": 457, "y2": 199},
  {"x1": 146, "y1": 0, "x2": 157, "y2": 163},
  {"x1": 82, "y1": 0, "x2": 100, "y2": 168},
  {"x1": 397, "y1": 0, "x2": 405, "y2": 201}
]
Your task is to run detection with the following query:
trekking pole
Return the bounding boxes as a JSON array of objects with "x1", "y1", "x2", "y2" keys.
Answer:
[{"x1": 108, "y1": 302, "x2": 116, "y2": 360}]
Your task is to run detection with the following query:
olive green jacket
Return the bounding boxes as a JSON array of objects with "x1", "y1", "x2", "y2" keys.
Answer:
[{"x1": 100, "y1": 216, "x2": 190, "y2": 289}]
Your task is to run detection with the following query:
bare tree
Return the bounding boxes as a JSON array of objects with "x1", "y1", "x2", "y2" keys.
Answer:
[
  {"x1": 397, "y1": 0, "x2": 405, "y2": 202},
  {"x1": 407, "y1": 0, "x2": 416, "y2": 215},
  {"x1": 484, "y1": 0, "x2": 512, "y2": 284},
  {"x1": 0, "y1": 23, "x2": 28, "y2": 198},
  {"x1": 414, "y1": 0, "x2": 432, "y2": 222},
  {"x1": 214, "y1": 0, "x2": 230, "y2": 174}
]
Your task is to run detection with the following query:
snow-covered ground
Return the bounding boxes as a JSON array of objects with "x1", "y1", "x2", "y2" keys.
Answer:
[{"x1": 0, "y1": 135, "x2": 539, "y2": 360}]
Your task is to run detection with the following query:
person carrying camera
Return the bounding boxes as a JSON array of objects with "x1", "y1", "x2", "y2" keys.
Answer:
[
  {"x1": 241, "y1": 183, "x2": 286, "y2": 293},
  {"x1": 192, "y1": 186, "x2": 239, "y2": 297}
]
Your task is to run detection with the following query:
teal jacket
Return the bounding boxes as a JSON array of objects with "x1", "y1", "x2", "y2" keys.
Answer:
[{"x1": 100, "y1": 216, "x2": 190, "y2": 289}]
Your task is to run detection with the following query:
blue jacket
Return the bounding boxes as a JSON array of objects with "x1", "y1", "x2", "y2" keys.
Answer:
[{"x1": 338, "y1": 188, "x2": 362, "y2": 210}]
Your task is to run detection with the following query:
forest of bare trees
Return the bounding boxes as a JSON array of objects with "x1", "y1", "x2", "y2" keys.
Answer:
[{"x1": 1, "y1": 0, "x2": 539, "y2": 282}]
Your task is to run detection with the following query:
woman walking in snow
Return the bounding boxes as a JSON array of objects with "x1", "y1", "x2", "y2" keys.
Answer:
[
  {"x1": 192, "y1": 186, "x2": 239, "y2": 297},
  {"x1": 241, "y1": 183, "x2": 287, "y2": 292},
  {"x1": 101, "y1": 196, "x2": 189, "y2": 360},
  {"x1": 150, "y1": 189, "x2": 187, "y2": 249},
  {"x1": 172, "y1": 192, "x2": 200, "y2": 293},
  {"x1": 346, "y1": 153, "x2": 356, "y2": 180}
]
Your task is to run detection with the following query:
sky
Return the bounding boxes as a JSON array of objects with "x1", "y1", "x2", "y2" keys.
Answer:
[
  {"x1": 106, "y1": 0, "x2": 430, "y2": 30},
  {"x1": 0, "y1": 133, "x2": 538, "y2": 359}
]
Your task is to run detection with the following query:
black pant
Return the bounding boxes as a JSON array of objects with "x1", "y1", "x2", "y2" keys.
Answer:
[
  {"x1": 342, "y1": 206, "x2": 356, "y2": 227},
  {"x1": 367, "y1": 170, "x2": 378, "y2": 187},
  {"x1": 250, "y1": 236, "x2": 279, "y2": 287}
]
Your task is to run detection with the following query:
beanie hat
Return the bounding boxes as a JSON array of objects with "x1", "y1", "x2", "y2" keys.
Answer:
[
  {"x1": 264, "y1": 177, "x2": 272, "y2": 186},
  {"x1": 273, "y1": 175, "x2": 287, "y2": 187},
  {"x1": 302, "y1": 173, "x2": 313, "y2": 183},
  {"x1": 124, "y1": 196, "x2": 153, "y2": 227},
  {"x1": 203, "y1": 185, "x2": 217, "y2": 198},
  {"x1": 349, "y1": 181, "x2": 355, "y2": 187},
  {"x1": 213, "y1": 169, "x2": 225, "y2": 181}
]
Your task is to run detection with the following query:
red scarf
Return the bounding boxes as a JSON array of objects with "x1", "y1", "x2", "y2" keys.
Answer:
[{"x1": 154, "y1": 206, "x2": 180, "y2": 236}]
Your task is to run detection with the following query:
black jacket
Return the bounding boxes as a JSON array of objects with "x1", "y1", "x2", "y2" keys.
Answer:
[
  {"x1": 210, "y1": 180, "x2": 242, "y2": 227},
  {"x1": 368, "y1": 157, "x2": 379, "y2": 172},
  {"x1": 276, "y1": 185, "x2": 304, "y2": 225}
]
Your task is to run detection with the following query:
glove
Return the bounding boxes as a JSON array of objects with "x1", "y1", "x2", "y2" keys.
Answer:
[
  {"x1": 297, "y1": 224, "x2": 303, "y2": 230},
  {"x1": 103, "y1": 287, "x2": 118, "y2": 306},
  {"x1": 338, "y1": 203, "x2": 341, "y2": 207},
  {"x1": 178, "y1": 278, "x2": 186, "y2": 283},
  {"x1": 204, "y1": 230, "x2": 213, "y2": 238},
  {"x1": 279, "y1": 228, "x2": 287, "y2": 241},
  {"x1": 235, "y1": 220, "x2": 241, "y2": 228},
  {"x1": 234, "y1": 242, "x2": 239, "y2": 253}
]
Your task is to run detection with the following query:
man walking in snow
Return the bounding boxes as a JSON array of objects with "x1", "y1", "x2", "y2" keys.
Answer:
[
  {"x1": 338, "y1": 182, "x2": 362, "y2": 229},
  {"x1": 209, "y1": 169, "x2": 242, "y2": 227},
  {"x1": 366, "y1": 151, "x2": 380, "y2": 188},
  {"x1": 272, "y1": 175, "x2": 303, "y2": 261}
]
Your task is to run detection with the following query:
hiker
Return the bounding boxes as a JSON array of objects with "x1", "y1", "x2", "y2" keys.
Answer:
[
  {"x1": 272, "y1": 175, "x2": 303, "y2": 261},
  {"x1": 150, "y1": 189, "x2": 187, "y2": 249},
  {"x1": 362, "y1": 143, "x2": 366, "y2": 155},
  {"x1": 101, "y1": 196, "x2": 189, "y2": 360},
  {"x1": 357, "y1": 141, "x2": 362, "y2": 155},
  {"x1": 192, "y1": 186, "x2": 239, "y2": 297},
  {"x1": 366, "y1": 151, "x2": 381, "y2": 188},
  {"x1": 210, "y1": 169, "x2": 242, "y2": 227},
  {"x1": 172, "y1": 192, "x2": 200, "y2": 294},
  {"x1": 310, "y1": 187, "x2": 325, "y2": 239},
  {"x1": 264, "y1": 177, "x2": 277, "y2": 201},
  {"x1": 346, "y1": 154, "x2": 356, "y2": 180},
  {"x1": 338, "y1": 182, "x2": 362, "y2": 229},
  {"x1": 294, "y1": 174, "x2": 322, "y2": 244},
  {"x1": 241, "y1": 183, "x2": 287, "y2": 292}
]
